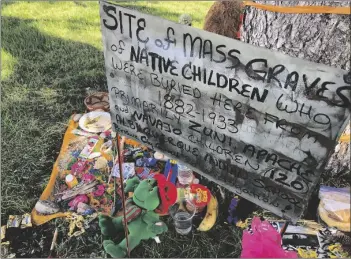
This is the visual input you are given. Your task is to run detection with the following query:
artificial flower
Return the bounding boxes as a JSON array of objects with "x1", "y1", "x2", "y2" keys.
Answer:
[
  {"x1": 82, "y1": 173, "x2": 95, "y2": 182},
  {"x1": 93, "y1": 184, "x2": 105, "y2": 197}
]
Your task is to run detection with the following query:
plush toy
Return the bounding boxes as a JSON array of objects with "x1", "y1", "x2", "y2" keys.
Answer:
[{"x1": 99, "y1": 175, "x2": 176, "y2": 258}]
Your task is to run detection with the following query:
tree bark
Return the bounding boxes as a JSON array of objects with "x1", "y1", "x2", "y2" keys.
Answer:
[{"x1": 241, "y1": 1, "x2": 350, "y2": 177}]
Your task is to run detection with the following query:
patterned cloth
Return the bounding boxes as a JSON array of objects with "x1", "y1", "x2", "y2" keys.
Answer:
[{"x1": 121, "y1": 198, "x2": 143, "y2": 225}]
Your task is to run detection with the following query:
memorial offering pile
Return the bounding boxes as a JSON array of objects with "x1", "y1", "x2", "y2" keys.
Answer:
[
  {"x1": 32, "y1": 112, "x2": 117, "y2": 220},
  {"x1": 2, "y1": 108, "x2": 350, "y2": 258},
  {"x1": 14, "y1": 103, "x2": 223, "y2": 256}
]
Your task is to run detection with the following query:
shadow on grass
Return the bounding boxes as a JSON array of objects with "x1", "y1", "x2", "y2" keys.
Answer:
[
  {"x1": 1, "y1": 15, "x2": 110, "y2": 258},
  {"x1": 1, "y1": 14, "x2": 243, "y2": 258},
  {"x1": 1, "y1": 16, "x2": 107, "y2": 218}
]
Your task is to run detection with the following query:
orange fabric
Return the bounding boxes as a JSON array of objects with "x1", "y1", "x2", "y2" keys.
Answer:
[
  {"x1": 243, "y1": 1, "x2": 351, "y2": 15},
  {"x1": 31, "y1": 117, "x2": 107, "y2": 225},
  {"x1": 31, "y1": 118, "x2": 78, "y2": 225}
]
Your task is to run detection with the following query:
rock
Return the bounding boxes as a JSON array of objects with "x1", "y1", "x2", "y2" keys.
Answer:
[{"x1": 35, "y1": 200, "x2": 60, "y2": 215}]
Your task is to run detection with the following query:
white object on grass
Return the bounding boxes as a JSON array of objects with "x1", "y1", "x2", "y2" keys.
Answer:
[
  {"x1": 153, "y1": 236, "x2": 161, "y2": 243},
  {"x1": 178, "y1": 14, "x2": 192, "y2": 26},
  {"x1": 79, "y1": 111, "x2": 112, "y2": 133}
]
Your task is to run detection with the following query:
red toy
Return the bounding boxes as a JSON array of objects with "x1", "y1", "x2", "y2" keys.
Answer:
[{"x1": 153, "y1": 174, "x2": 177, "y2": 215}]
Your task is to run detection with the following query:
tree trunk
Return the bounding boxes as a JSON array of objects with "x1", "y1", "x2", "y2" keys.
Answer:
[
  {"x1": 241, "y1": 1, "x2": 350, "y2": 179},
  {"x1": 241, "y1": 1, "x2": 350, "y2": 71}
]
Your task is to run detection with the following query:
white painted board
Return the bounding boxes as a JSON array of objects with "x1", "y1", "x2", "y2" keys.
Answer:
[{"x1": 99, "y1": 1, "x2": 351, "y2": 222}]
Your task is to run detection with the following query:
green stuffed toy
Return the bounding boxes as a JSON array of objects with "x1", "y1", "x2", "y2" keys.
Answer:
[{"x1": 98, "y1": 176, "x2": 168, "y2": 258}]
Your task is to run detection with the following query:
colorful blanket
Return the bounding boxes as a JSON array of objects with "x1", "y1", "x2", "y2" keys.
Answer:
[{"x1": 31, "y1": 114, "x2": 141, "y2": 226}]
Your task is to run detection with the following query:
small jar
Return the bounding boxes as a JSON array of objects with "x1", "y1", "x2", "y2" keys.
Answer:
[
  {"x1": 185, "y1": 199, "x2": 207, "y2": 214},
  {"x1": 66, "y1": 174, "x2": 78, "y2": 189},
  {"x1": 177, "y1": 164, "x2": 194, "y2": 186}
]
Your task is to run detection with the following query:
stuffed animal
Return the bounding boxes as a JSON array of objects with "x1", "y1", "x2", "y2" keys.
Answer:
[{"x1": 99, "y1": 175, "x2": 176, "y2": 258}]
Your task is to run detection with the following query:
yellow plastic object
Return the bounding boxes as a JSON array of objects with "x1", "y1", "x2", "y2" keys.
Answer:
[
  {"x1": 318, "y1": 205, "x2": 350, "y2": 232},
  {"x1": 297, "y1": 248, "x2": 317, "y2": 258},
  {"x1": 236, "y1": 219, "x2": 249, "y2": 229},
  {"x1": 328, "y1": 244, "x2": 350, "y2": 258},
  {"x1": 67, "y1": 213, "x2": 86, "y2": 237},
  {"x1": 339, "y1": 134, "x2": 350, "y2": 143},
  {"x1": 243, "y1": 1, "x2": 351, "y2": 15},
  {"x1": 318, "y1": 186, "x2": 350, "y2": 232}
]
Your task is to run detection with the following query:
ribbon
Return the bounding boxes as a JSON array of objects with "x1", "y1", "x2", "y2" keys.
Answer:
[{"x1": 243, "y1": 1, "x2": 351, "y2": 15}]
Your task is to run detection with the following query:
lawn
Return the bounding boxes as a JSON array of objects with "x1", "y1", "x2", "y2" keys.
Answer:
[{"x1": 1, "y1": 1, "x2": 247, "y2": 257}]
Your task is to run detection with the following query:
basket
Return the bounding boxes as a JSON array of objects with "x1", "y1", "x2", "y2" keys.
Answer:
[{"x1": 84, "y1": 92, "x2": 110, "y2": 112}]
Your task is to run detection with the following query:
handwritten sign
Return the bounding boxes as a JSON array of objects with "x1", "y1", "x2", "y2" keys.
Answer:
[{"x1": 99, "y1": 2, "x2": 351, "y2": 222}]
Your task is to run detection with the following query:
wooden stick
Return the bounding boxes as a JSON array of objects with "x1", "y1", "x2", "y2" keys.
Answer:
[
  {"x1": 280, "y1": 221, "x2": 290, "y2": 237},
  {"x1": 115, "y1": 134, "x2": 130, "y2": 257},
  {"x1": 48, "y1": 228, "x2": 58, "y2": 258}
]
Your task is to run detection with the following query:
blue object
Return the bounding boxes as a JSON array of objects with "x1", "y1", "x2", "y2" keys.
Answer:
[
  {"x1": 82, "y1": 208, "x2": 95, "y2": 216},
  {"x1": 72, "y1": 150, "x2": 80, "y2": 158},
  {"x1": 145, "y1": 158, "x2": 157, "y2": 167},
  {"x1": 115, "y1": 200, "x2": 122, "y2": 212},
  {"x1": 135, "y1": 158, "x2": 157, "y2": 167},
  {"x1": 227, "y1": 197, "x2": 240, "y2": 225},
  {"x1": 163, "y1": 160, "x2": 178, "y2": 184},
  {"x1": 89, "y1": 168, "x2": 99, "y2": 175},
  {"x1": 135, "y1": 158, "x2": 144, "y2": 167}
]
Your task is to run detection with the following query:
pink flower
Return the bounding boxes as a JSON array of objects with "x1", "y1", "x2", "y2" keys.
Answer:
[
  {"x1": 82, "y1": 173, "x2": 95, "y2": 182},
  {"x1": 93, "y1": 184, "x2": 105, "y2": 197},
  {"x1": 68, "y1": 195, "x2": 89, "y2": 210}
]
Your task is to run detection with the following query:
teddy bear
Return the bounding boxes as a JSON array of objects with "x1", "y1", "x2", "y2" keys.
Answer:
[{"x1": 99, "y1": 175, "x2": 176, "y2": 258}]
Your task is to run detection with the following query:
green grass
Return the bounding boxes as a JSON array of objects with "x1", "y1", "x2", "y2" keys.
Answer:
[{"x1": 1, "y1": 1, "x2": 247, "y2": 257}]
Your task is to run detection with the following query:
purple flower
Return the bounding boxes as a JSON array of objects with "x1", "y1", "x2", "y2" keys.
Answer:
[{"x1": 227, "y1": 197, "x2": 240, "y2": 225}]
